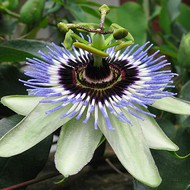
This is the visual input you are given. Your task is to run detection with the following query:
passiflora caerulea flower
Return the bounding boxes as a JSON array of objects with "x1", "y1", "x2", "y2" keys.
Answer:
[
  {"x1": 1, "y1": 4, "x2": 190, "y2": 188},
  {"x1": 0, "y1": 40, "x2": 180, "y2": 186}
]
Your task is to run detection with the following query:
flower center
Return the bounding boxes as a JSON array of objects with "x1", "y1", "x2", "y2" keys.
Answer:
[
  {"x1": 75, "y1": 58, "x2": 122, "y2": 89},
  {"x1": 58, "y1": 54, "x2": 139, "y2": 104}
]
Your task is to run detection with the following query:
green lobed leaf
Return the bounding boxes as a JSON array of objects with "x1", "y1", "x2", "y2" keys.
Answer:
[
  {"x1": 55, "y1": 116, "x2": 102, "y2": 176},
  {"x1": 107, "y1": 2, "x2": 148, "y2": 45},
  {"x1": 0, "y1": 39, "x2": 53, "y2": 62},
  {"x1": 152, "y1": 97, "x2": 190, "y2": 115},
  {"x1": 0, "y1": 101, "x2": 72, "y2": 157},
  {"x1": 0, "y1": 114, "x2": 53, "y2": 188},
  {"x1": 98, "y1": 111, "x2": 161, "y2": 187},
  {"x1": 1, "y1": 95, "x2": 43, "y2": 116}
]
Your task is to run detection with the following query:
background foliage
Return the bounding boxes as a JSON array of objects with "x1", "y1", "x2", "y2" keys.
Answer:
[{"x1": 0, "y1": 0, "x2": 190, "y2": 189}]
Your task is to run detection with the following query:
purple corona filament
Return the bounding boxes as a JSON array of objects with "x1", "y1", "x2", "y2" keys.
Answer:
[{"x1": 20, "y1": 41, "x2": 175, "y2": 130}]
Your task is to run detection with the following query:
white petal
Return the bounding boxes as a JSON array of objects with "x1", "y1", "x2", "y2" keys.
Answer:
[
  {"x1": 136, "y1": 109, "x2": 179, "y2": 151},
  {"x1": 0, "y1": 102, "x2": 72, "y2": 157},
  {"x1": 1, "y1": 95, "x2": 43, "y2": 116},
  {"x1": 55, "y1": 116, "x2": 102, "y2": 176},
  {"x1": 152, "y1": 97, "x2": 190, "y2": 115},
  {"x1": 98, "y1": 112, "x2": 161, "y2": 187}
]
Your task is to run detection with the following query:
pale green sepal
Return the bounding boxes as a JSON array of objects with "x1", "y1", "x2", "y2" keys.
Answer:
[
  {"x1": 138, "y1": 109, "x2": 179, "y2": 151},
  {"x1": 1, "y1": 95, "x2": 43, "y2": 116},
  {"x1": 98, "y1": 112, "x2": 161, "y2": 187},
  {"x1": 55, "y1": 116, "x2": 102, "y2": 177},
  {"x1": 0, "y1": 102, "x2": 72, "y2": 157},
  {"x1": 152, "y1": 97, "x2": 190, "y2": 115}
]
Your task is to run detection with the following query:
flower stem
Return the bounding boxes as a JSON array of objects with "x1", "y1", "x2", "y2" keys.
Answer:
[
  {"x1": 93, "y1": 54, "x2": 103, "y2": 67},
  {"x1": 0, "y1": 6, "x2": 20, "y2": 19},
  {"x1": 1, "y1": 172, "x2": 60, "y2": 190}
]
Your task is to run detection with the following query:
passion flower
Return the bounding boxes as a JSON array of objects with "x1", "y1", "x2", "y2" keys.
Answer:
[
  {"x1": 0, "y1": 40, "x2": 179, "y2": 187},
  {"x1": 1, "y1": 4, "x2": 189, "y2": 188}
]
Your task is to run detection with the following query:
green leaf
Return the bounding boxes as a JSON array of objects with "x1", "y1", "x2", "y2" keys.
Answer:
[
  {"x1": 180, "y1": 80, "x2": 190, "y2": 101},
  {"x1": 1, "y1": 95, "x2": 43, "y2": 116},
  {"x1": 152, "y1": 97, "x2": 190, "y2": 115},
  {"x1": 134, "y1": 125, "x2": 190, "y2": 190},
  {"x1": 159, "y1": 0, "x2": 172, "y2": 34},
  {"x1": 0, "y1": 114, "x2": 53, "y2": 188},
  {"x1": 0, "y1": 64, "x2": 27, "y2": 117},
  {"x1": 98, "y1": 112, "x2": 161, "y2": 187},
  {"x1": 0, "y1": 101, "x2": 72, "y2": 157},
  {"x1": 157, "y1": 118, "x2": 177, "y2": 140},
  {"x1": 178, "y1": 81, "x2": 190, "y2": 127},
  {"x1": 177, "y1": 3, "x2": 190, "y2": 31},
  {"x1": 177, "y1": 32, "x2": 190, "y2": 69},
  {"x1": 168, "y1": 0, "x2": 181, "y2": 22},
  {"x1": 154, "y1": 127, "x2": 190, "y2": 190},
  {"x1": 0, "y1": 64, "x2": 27, "y2": 98},
  {"x1": 55, "y1": 116, "x2": 102, "y2": 176},
  {"x1": 133, "y1": 180, "x2": 154, "y2": 190},
  {"x1": 107, "y1": 2, "x2": 148, "y2": 45},
  {"x1": 0, "y1": 114, "x2": 24, "y2": 137},
  {"x1": 0, "y1": 39, "x2": 53, "y2": 62},
  {"x1": 66, "y1": 2, "x2": 86, "y2": 22}
]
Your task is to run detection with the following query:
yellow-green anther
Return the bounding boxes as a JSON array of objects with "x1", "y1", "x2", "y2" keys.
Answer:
[
  {"x1": 103, "y1": 41, "x2": 120, "y2": 50},
  {"x1": 125, "y1": 32, "x2": 135, "y2": 42},
  {"x1": 64, "y1": 30, "x2": 73, "y2": 50},
  {"x1": 113, "y1": 28, "x2": 128, "y2": 40},
  {"x1": 73, "y1": 42, "x2": 108, "y2": 57},
  {"x1": 115, "y1": 40, "x2": 133, "y2": 52},
  {"x1": 57, "y1": 22, "x2": 69, "y2": 33},
  {"x1": 110, "y1": 23, "x2": 124, "y2": 30}
]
